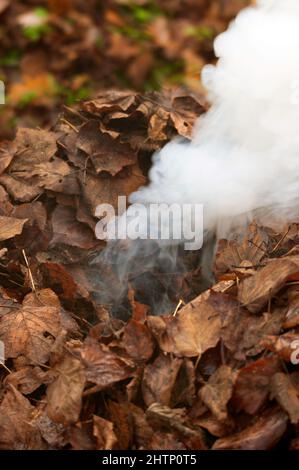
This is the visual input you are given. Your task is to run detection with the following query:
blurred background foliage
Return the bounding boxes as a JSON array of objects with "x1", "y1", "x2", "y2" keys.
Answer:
[{"x1": 0, "y1": 0, "x2": 250, "y2": 138}]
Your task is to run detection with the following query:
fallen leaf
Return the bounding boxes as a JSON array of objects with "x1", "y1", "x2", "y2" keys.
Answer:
[
  {"x1": 270, "y1": 372, "x2": 299, "y2": 424},
  {"x1": 93, "y1": 415, "x2": 118, "y2": 450},
  {"x1": 0, "y1": 291, "x2": 61, "y2": 363},
  {"x1": 212, "y1": 407, "x2": 288, "y2": 450},
  {"x1": 46, "y1": 354, "x2": 86, "y2": 426},
  {"x1": 200, "y1": 365, "x2": 236, "y2": 422},
  {"x1": 147, "y1": 294, "x2": 221, "y2": 358},
  {"x1": 238, "y1": 256, "x2": 299, "y2": 313},
  {"x1": 142, "y1": 354, "x2": 183, "y2": 407},
  {"x1": 81, "y1": 338, "x2": 135, "y2": 390},
  {"x1": 0, "y1": 386, "x2": 44, "y2": 449},
  {"x1": 232, "y1": 356, "x2": 281, "y2": 415},
  {"x1": 0, "y1": 215, "x2": 27, "y2": 241}
]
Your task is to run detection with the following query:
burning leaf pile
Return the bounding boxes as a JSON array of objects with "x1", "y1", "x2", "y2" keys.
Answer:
[{"x1": 0, "y1": 91, "x2": 299, "y2": 450}]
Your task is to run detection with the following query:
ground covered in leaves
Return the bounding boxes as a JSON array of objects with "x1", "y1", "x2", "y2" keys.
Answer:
[
  {"x1": 0, "y1": 0, "x2": 250, "y2": 139},
  {"x1": 0, "y1": 91, "x2": 299, "y2": 450}
]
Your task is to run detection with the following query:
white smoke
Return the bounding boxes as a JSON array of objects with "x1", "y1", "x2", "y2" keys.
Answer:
[{"x1": 101, "y1": 0, "x2": 299, "y2": 243}]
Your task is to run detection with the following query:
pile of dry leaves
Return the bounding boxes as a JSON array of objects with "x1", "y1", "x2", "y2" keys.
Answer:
[
  {"x1": 0, "y1": 90, "x2": 299, "y2": 450},
  {"x1": 0, "y1": 0, "x2": 250, "y2": 139}
]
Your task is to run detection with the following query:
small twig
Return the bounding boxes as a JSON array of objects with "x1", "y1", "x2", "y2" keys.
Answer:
[
  {"x1": 248, "y1": 240, "x2": 268, "y2": 254},
  {"x1": 173, "y1": 299, "x2": 185, "y2": 316},
  {"x1": 59, "y1": 117, "x2": 79, "y2": 133},
  {"x1": 0, "y1": 362, "x2": 12, "y2": 374},
  {"x1": 269, "y1": 225, "x2": 291, "y2": 255},
  {"x1": 22, "y1": 249, "x2": 36, "y2": 293}
]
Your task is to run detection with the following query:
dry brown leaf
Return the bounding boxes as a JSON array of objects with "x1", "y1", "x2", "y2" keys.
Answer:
[
  {"x1": 77, "y1": 120, "x2": 137, "y2": 175},
  {"x1": 46, "y1": 354, "x2": 86, "y2": 426},
  {"x1": 238, "y1": 256, "x2": 299, "y2": 313},
  {"x1": 0, "y1": 291, "x2": 61, "y2": 363},
  {"x1": 147, "y1": 294, "x2": 221, "y2": 358},
  {"x1": 4, "y1": 365, "x2": 48, "y2": 395},
  {"x1": 199, "y1": 365, "x2": 236, "y2": 422},
  {"x1": 118, "y1": 317, "x2": 154, "y2": 363},
  {"x1": 270, "y1": 372, "x2": 299, "y2": 424},
  {"x1": 107, "y1": 400, "x2": 133, "y2": 450},
  {"x1": 146, "y1": 403, "x2": 207, "y2": 450},
  {"x1": 232, "y1": 356, "x2": 281, "y2": 415},
  {"x1": 142, "y1": 354, "x2": 183, "y2": 407},
  {"x1": 0, "y1": 386, "x2": 44, "y2": 450},
  {"x1": 0, "y1": 215, "x2": 27, "y2": 241},
  {"x1": 81, "y1": 338, "x2": 135, "y2": 390},
  {"x1": 50, "y1": 205, "x2": 97, "y2": 249},
  {"x1": 212, "y1": 407, "x2": 288, "y2": 450},
  {"x1": 93, "y1": 415, "x2": 118, "y2": 450}
]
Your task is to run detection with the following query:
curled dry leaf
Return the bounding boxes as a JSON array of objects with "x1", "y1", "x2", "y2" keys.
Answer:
[
  {"x1": 232, "y1": 356, "x2": 281, "y2": 415},
  {"x1": 77, "y1": 120, "x2": 137, "y2": 176},
  {"x1": 81, "y1": 338, "x2": 136, "y2": 390},
  {"x1": 46, "y1": 354, "x2": 86, "y2": 426},
  {"x1": 0, "y1": 386, "x2": 44, "y2": 450},
  {"x1": 4, "y1": 365, "x2": 48, "y2": 395},
  {"x1": 118, "y1": 317, "x2": 154, "y2": 363},
  {"x1": 214, "y1": 222, "x2": 268, "y2": 277},
  {"x1": 107, "y1": 400, "x2": 133, "y2": 450},
  {"x1": 238, "y1": 256, "x2": 299, "y2": 313},
  {"x1": 212, "y1": 407, "x2": 288, "y2": 450},
  {"x1": 146, "y1": 403, "x2": 207, "y2": 450},
  {"x1": 199, "y1": 365, "x2": 236, "y2": 422},
  {"x1": 142, "y1": 354, "x2": 183, "y2": 407},
  {"x1": 0, "y1": 215, "x2": 27, "y2": 241},
  {"x1": 50, "y1": 205, "x2": 97, "y2": 250},
  {"x1": 147, "y1": 294, "x2": 221, "y2": 358},
  {"x1": 262, "y1": 332, "x2": 299, "y2": 362},
  {"x1": 270, "y1": 373, "x2": 299, "y2": 424},
  {"x1": 93, "y1": 415, "x2": 118, "y2": 451}
]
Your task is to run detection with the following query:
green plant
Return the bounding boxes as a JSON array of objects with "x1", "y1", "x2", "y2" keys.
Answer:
[
  {"x1": 184, "y1": 25, "x2": 215, "y2": 41},
  {"x1": 22, "y1": 7, "x2": 52, "y2": 42},
  {"x1": 17, "y1": 91, "x2": 38, "y2": 108}
]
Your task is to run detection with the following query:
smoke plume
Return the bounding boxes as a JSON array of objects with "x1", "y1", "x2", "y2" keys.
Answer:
[{"x1": 94, "y1": 0, "x2": 299, "y2": 316}]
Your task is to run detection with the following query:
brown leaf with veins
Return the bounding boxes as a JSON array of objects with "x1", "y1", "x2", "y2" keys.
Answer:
[
  {"x1": 0, "y1": 291, "x2": 61, "y2": 363},
  {"x1": 118, "y1": 317, "x2": 154, "y2": 363},
  {"x1": 46, "y1": 354, "x2": 86, "y2": 426},
  {"x1": 0, "y1": 173, "x2": 41, "y2": 202},
  {"x1": 50, "y1": 205, "x2": 97, "y2": 249},
  {"x1": 147, "y1": 294, "x2": 221, "y2": 358},
  {"x1": 142, "y1": 354, "x2": 183, "y2": 407},
  {"x1": 77, "y1": 120, "x2": 137, "y2": 175},
  {"x1": 82, "y1": 163, "x2": 146, "y2": 214},
  {"x1": 270, "y1": 373, "x2": 299, "y2": 424},
  {"x1": 81, "y1": 338, "x2": 135, "y2": 390},
  {"x1": 0, "y1": 386, "x2": 44, "y2": 449}
]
